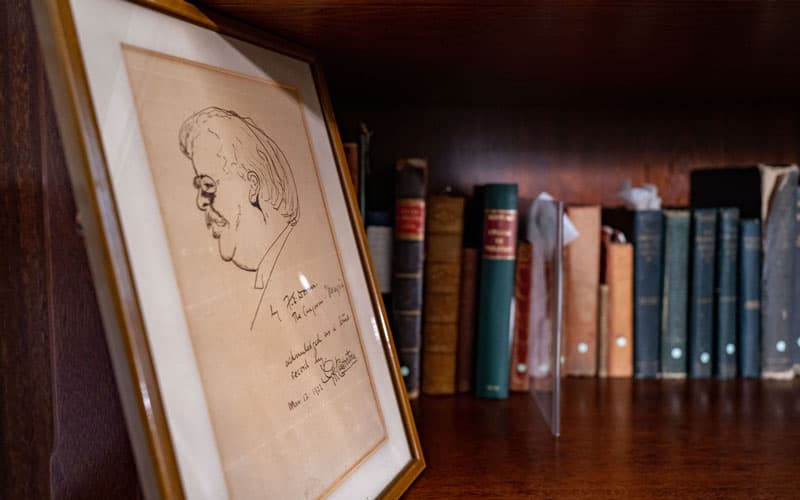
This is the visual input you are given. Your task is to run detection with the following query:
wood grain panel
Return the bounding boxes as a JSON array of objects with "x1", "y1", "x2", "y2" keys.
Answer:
[
  {"x1": 336, "y1": 105, "x2": 800, "y2": 212},
  {"x1": 200, "y1": 1, "x2": 800, "y2": 105},
  {"x1": 0, "y1": 1, "x2": 54, "y2": 496},
  {"x1": 407, "y1": 379, "x2": 800, "y2": 498},
  {"x1": 1, "y1": 2, "x2": 141, "y2": 498},
  {"x1": 42, "y1": 73, "x2": 142, "y2": 500}
]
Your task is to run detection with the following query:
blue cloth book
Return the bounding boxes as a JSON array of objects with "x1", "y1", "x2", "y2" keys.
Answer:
[
  {"x1": 660, "y1": 210, "x2": 690, "y2": 377},
  {"x1": 689, "y1": 209, "x2": 717, "y2": 378},
  {"x1": 738, "y1": 219, "x2": 761, "y2": 378},
  {"x1": 715, "y1": 208, "x2": 739, "y2": 379}
]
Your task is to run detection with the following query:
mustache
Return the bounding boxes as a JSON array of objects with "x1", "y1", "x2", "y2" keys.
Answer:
[{"x1": 205, "y1": 206, "x2": 229, "y2": 229}]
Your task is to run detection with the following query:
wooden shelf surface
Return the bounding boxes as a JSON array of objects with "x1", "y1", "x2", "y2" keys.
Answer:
[
  {"x1": 199, "y1": 1, "x2": 800, "y2": 104},
  {"x1": 407, "y1": 378, "x2": 800, "y2": 498}
]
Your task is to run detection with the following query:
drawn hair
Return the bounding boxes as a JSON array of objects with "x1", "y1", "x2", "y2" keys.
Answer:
[{"x1": 179, "y1": 106, "x2": 299, "y2": 224}]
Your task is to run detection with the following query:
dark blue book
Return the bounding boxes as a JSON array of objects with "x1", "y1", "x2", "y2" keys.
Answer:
[
  {"x1": 739, "y1": 219, "x2": 761, "y2": 378},
  {"x1": 603, "y1": 209, "x2": 664, "y2": 378},
  {"x1": 760, "y1": 166, "x2": 797, "y2": 378},
  {"x1": 715, "y1": 208, "x2": 739, "y2": 379},
  {"x1": 660, "y1": 210, "x2": 690, "y2": 377},
  {"x1": 793, "y1": 186, "x2": 800, "y2": 373},
  {"x1": 690, "y1": 165, "x2": 799, "y2": 378},
  {"x1": 689, "y1": 209, "x2": 717, "y2": 378},
  {"x1": 392, "y1": 159, "x2": 427, "y2": 398}
]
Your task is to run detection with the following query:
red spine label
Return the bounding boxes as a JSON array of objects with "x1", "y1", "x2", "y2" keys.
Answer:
[
  {"x1": 482, "y1": 209, "x2": 518, "y2": 260},
  {"x1": 396, "y1": 199, "x2": 426, "y2": 240}
]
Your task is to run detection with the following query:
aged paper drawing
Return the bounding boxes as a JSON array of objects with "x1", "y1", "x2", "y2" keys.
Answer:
[
  {"x1": 178, "y1": 106, "x2": 299, "y2": 328},
  {"x1": 122, "y1": 45, "x2": 386, "y2": 499}
]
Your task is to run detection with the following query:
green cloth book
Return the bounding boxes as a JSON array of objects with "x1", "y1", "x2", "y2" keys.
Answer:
[{"x1": 474, "y1": 184, "x2": 518, "y2": 399}]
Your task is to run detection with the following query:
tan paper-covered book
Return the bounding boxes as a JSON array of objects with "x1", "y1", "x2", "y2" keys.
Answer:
[
  {"x1": 563, "y1": 206, "x2": 601, "y2": 376},
  {"x1": 605, "y1": 241, "x2": 634, "y2": 377}
]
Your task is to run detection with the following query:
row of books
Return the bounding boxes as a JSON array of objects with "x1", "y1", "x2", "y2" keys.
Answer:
[{"x1": 355, "y1": 158, "x2": 800, "y2": 399}]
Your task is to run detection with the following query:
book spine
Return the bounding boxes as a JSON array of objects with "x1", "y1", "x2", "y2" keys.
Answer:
[
  {"x1": 738, "y1": 219, "x2": 761, "y2": 378},
  {"x1": 510, "y1": 241, "x2": 533, "y2": 391},
  {"x1": 793, "y1": 186, "x2": 800, "y2": 372},
  {"x1": 456, "y1": 247, "x2": 479, "y2": 392},
  {"x1": 660, "y1": 210, "x2": 690, "y2": 377},
  {"x1": 422, "y1": 196, "x2": 465, "y2": 395},
  {"x1": 597, "y1": 284, "x2": 610, "y2": 378},
  {"x1": 358, "y1": 123, "x2": 371, "y2": 221},
  {"x1": 715, "y1": 208, "x2": 739, "y2": 378},
  {"x1": 761, "y1": 168, "x2": 798, "y2": 378},
  {"x1": 392, "y1": 159, "x2": 427, "y2": 398},
  {"x1": 632, "y1": 211, "x2": 664, "y2": 378},
  {"x1": 563, "y1": 206, "x2": 601, "y2": 376},
  {"x1": 607, "y1": 242, "x2": 633, "y2": 377},
  {"x1": 475, "y1": 184, "x2": 518, "y2": 399},
  {"x1": 689, "y1": 209, "x2": 717, "y2": 378},
  {"x1": 365, "y1": 211, "x2": 393, "y2": 296}
]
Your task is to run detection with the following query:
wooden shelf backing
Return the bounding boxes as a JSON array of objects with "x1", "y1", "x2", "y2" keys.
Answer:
[
  {"x1": 200, "y1": 0, "x2": 800, "y2": 104},
  {"x1": 334, "y1": 105, "x2": 800, "y2": 210},
  {"x1": 408, "y1": 378, "x2": 800, "y2": 499}
]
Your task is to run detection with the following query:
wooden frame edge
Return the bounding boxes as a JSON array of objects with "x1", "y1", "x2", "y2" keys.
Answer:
[
  {"x1": 32, "y1": 0, "x2": 425, "y2": 497},
  {"x1": 31, "y1": 0, "x2": 184, "y2": 498},
  {"x1": 312, "y1": 62, "x2": 427, "y2": 497}
]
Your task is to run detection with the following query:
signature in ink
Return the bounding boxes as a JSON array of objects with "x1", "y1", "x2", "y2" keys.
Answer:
[{"x1": 318, "y1": 349, "x2": 358, "y2": 386}]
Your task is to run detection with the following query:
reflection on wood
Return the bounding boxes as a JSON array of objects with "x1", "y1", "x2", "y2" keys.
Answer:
[{"x1": 409, "y1": 379, "x2": 800, "y2": 498}]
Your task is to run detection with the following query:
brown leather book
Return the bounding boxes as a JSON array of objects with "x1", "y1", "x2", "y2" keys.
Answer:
[
  {"x1": 422, "y1": 195, "x2": 465, "y2": 395},
  {"x1": 563, "y1": 206, "x2": 601, "y2": 376},
  {"x1": 605, "y1": 241, "x2": 634, "y2": 377},
  {"x1": 510, "y1": 241, "x2": 533, "y2": 391},
  {"x1": 456, "y1": 247, "x2": 479, "y2": 393}
]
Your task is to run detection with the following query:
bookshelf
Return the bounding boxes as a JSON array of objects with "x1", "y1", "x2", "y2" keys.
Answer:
[
  {"x1": 408, "y1": 379, "x2": 800, "y2": 498},
  {"x1": 2, "y1": 1, "x2": 800, "y2": 498}
]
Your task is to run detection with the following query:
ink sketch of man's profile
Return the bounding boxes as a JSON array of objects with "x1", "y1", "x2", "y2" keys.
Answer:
[
  {"x1": 122, "y1": 45, "x2": 386, "y2": 499},
  {"x1": 178, "y1": 106, "x2": 299, "y2": 327}
]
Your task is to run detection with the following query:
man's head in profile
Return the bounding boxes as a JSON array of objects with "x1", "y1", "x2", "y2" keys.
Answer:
[{"x1": 179, "y1": 107, "x2": 300, "y2": 289}]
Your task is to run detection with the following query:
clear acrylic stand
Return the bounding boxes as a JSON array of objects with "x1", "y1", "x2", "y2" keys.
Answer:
[{"x1": 527, "y1": 199, "x2": 563, "y2": 437}]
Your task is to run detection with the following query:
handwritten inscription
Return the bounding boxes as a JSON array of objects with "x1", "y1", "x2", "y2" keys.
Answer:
[
  {"x1": 291, "y1": 299, "x2": 325, "y2": 323},
  {"x1": 277, "y1": 276, "x2": 362, "y2": 412},
  {"x1": 284, "y1": 282, "x2": 318, "y2": 311},
  {"x1": 324, "y1": 279, "x2": 345, "y2": 299},
  {"x1": 269, "y1": 278, "x2": 350, "y2": 326},
  {"x1": 288, "y1": 349, "x2": 359, "y2": 411},
  {"x1": 319, "y1": 349, "x2": 358, "y2": 386}
]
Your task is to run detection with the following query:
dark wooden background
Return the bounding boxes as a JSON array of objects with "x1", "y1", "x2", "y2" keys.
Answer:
[
  {"x1": 2, "y1": 0, "x2": 799, "y2": 498},
  {"x1": 0, "y1": 1, "x2": 140, "y2": 498},
  {"x1": 202, "y1": 0, "x2": 800, "y2": 106},
  {"x1": 334, "y1": 105, "x2": 800, "y2": 214}
]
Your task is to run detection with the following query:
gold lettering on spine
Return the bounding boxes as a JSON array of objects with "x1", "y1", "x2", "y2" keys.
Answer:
[{"x1": 482, "y1": 208, "x2": 518, "y2": 260}]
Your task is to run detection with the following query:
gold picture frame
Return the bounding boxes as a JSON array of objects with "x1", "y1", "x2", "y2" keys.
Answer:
[{"x1": 32, "y1": 0, "x2": 424, "y2": 498}]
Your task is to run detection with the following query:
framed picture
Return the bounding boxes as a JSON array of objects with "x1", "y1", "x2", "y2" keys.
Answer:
[{"x1": 32, "y1": 0, "x2": 424, "y2": 498}]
